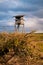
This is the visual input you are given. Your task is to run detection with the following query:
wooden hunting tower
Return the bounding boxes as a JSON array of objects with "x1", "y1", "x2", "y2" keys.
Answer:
[{"x1": 14, "y1": 15, "x2": 24, "y2": 32}]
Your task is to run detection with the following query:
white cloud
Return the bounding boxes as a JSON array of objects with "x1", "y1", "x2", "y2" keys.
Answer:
[
  {"x1": 25, "y1": 18, "x2": 37, "y2": 27},
  {"x1": 24, "y1": 17, "x2": 43, "y2": 33},
  {"x1": 25, "y1": 17, "x2": 38, "y2": 27},
  {"x1": 7, "y1": 22, "x2": 14, "y2": 26}
]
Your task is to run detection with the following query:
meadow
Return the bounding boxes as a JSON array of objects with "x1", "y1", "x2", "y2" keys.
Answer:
[{"x1": 0, "y1": 32, "x2": 43, "y2": 65}]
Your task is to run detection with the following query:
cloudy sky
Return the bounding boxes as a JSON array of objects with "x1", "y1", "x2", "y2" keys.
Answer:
[{"x1": 0, "y1": 0, "x2": 43, "y2": 33}]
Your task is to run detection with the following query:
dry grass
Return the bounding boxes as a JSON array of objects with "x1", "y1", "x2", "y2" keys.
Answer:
[{"x1": 0, "y1": 32, "x2": 43, "y2": 65}]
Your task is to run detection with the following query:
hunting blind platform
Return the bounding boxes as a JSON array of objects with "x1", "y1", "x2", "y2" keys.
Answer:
[{"x1": 13, "y1": 15, "x2": 24, "y2": 32}]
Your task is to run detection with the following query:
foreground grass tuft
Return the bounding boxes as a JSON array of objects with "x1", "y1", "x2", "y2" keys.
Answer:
[{"x1": 0, "y1": 32, "x2": 43, "y2": 65}]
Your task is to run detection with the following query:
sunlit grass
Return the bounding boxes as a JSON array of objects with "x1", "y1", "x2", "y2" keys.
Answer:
[{"x1": 0, "y1": 32, "x2": 43, "y2": 57}]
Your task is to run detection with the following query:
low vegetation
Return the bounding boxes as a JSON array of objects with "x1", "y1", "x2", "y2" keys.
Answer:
[{"x1": 0, "y1": 32, "x2": 43, "y2": 65}]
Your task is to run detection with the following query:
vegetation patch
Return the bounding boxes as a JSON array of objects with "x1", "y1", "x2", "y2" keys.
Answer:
[{"x1": 0, "y1": 32, "x2": 43, "y2": 65}]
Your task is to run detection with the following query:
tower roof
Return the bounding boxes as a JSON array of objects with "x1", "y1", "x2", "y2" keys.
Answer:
[{"x1": 13, "y1": 15, "x2": 24, "y2": 19}]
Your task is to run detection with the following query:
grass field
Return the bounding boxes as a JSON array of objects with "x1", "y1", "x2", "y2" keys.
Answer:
[{"x1": 0, "y1": 32, "x2": 43, "y2": 65}]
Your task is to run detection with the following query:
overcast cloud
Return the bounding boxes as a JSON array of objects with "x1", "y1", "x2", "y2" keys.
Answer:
[{"x1": 0, "y1": 0, "x2": 43, "y2": 32}]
